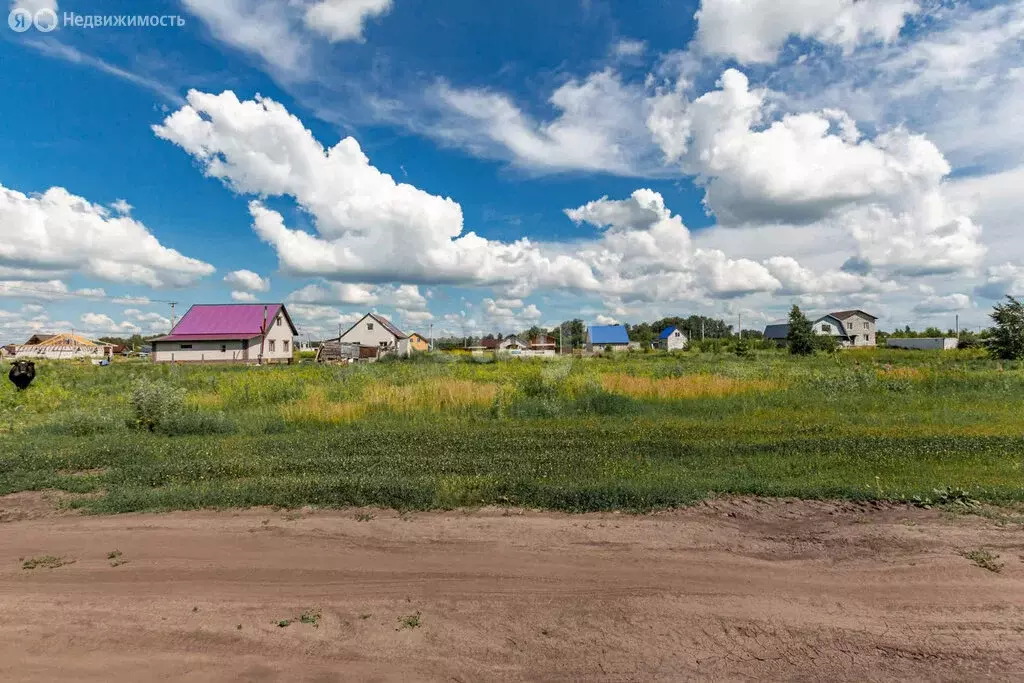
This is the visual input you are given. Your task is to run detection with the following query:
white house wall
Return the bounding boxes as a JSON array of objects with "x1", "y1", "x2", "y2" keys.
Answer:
[
  {"x1": 339, "y1": 315, "x2": 409, "y2": 356},
  {"x1": 152, "y1": 339, "x2": 249, "y2": 363},
  {"x1": 340, "y1": 315, "x2": 400, "y2": 347}
]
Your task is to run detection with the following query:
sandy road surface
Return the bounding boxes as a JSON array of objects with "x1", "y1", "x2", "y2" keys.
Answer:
[{"x1": 1, "y1": 494, "x2": 1023, "y2": 681}]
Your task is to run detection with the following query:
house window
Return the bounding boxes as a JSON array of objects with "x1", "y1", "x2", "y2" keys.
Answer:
[
  {"x1": 821, "y1": 323, "x2": 832, "y2": 333},
  {"x1": 847, "y1": 322, "x2": 853, "y2": 329},
  {"x1": 277, "y1": 315, "x2": 282, "y2": 327},
  {"x1": 863, "y1": 322, "x2": 870, "y2": 329},
  {"x1": 180, "y1": 344, "x2": 192, "y2": 349},
  {"x1": 367, "y1": 323, "x2": 374, "y2": 331},
  {"x1": 220, "y1": 344, "x2": 227, "y2": 353},
  {"x1": 269, "y1": 340, "x2": 276, "y2": 352},
  {"x1": 283, "y1": 340, "x2": 289, "y2": 352}
]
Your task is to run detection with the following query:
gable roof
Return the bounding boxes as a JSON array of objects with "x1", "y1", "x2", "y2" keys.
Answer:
[
  {"x1": 152, "y1": 304, "x2": 297, "y2": 341},
  {"x1": 589, "y1": 325, "x2": 630, "y2": 345},
  {"x1": 830, "y1": 309, "x2": 877, "y2": 321},
  {"x1": 764, "y1": 314, "x2": 853, "y2": 340},
  {"x1": 815, "y1": 314, "x2": 848, "y2": 331},
  {"x1": 408, "y1": 332, "x2": 428, "y2": 342},
  {"x1": 339, "y1": 312, "x2": 408, "y2": 341},
  {"x1": 658, "y1": 326, "x2": 682, "y2": 340},
  {"x1": 23, "y1": 332, "x2": 101, "y2": 347}
]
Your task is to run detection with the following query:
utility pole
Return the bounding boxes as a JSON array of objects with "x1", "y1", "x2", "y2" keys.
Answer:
[
  {"x1": 429, "y1": 323, "x2": 433, "y2": 351},
  {"x1": 955, "y1": 314, "x2": 959, "y2": 338},
  {"x1": 169, "y1": 301, "x2": 178, "y2": 330},
  {"x1": 701, "y1": 318, "x2": 705, "y2": 341},
  {"x1": 737, "y1": 313, "x2": 741, "y2": 338}
]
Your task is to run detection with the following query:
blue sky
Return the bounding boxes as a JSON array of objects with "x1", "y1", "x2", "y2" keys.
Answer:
[{"x1": 1, "y1": 0, "x2": 1023, "y2": 341}]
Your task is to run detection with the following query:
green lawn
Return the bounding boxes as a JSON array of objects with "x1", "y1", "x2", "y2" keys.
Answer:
[{"x1": 2, "y1": 349, "x2": 1022, "y2": 512}]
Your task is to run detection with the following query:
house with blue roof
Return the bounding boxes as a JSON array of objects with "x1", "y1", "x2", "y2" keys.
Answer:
[
  {"x1": 587, "y1": 324, "x2": 631, "y2": 353},
  {"x1": 656, "y1": 326, "x2": 688, "y2": 351}
]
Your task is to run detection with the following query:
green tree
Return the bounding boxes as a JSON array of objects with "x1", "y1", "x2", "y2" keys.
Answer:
[
  {"x1": 733, "y1": 335, "x2": 752, "y2": 358},
  {"x1": 626, "y1": 322, "x2": 655, "y2": 347},
  {"x1": 988, "y1": 296, "x2": 1024, "y2": 360},
  {"x1": 786, "y1": 305, "x2": 815, "y2": 355},
  {"x1": 522, "y1": 326, "x2": 545, "y2": 342}
]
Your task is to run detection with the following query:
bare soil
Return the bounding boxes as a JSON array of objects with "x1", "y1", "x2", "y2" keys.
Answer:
[{"x1": 1, "y1": 494, "x2": 1023, "y2": 681}]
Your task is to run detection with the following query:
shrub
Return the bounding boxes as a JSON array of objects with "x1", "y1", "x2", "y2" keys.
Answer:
[
  {"x1": 519, "y1": 373, "x2": 559, "y2": 399},
  {"x1": 814, "y1": 334, "x2": 839, "y2": 354},
  {"x1": 130, "y1": 381, "x2": 185, "y2": 432},
  {"x1": 734, "y1": 336, "x2": 752, "y2": 358}
]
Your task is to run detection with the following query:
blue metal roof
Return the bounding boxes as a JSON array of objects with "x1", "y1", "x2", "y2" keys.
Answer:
[
  {"x1": 658, "y1": 326, "x2": 680, "y2": 340},
  {"x1": 589, "y1": 325, "x2": 630, "y2": 344},
  {"x1": 763, "y1": 323, "x2": 789, "y2": 339}
]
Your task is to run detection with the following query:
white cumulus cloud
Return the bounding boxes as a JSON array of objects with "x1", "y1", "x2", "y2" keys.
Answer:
[
  {"x1": 223, "y1": 269, "x2": 270, "y2": 291},
  {"x1": 0, "y1": 184, "x2": 214, "y2": 287},
  {"x1": 695, "y1": 0, "x2": 919, "y2": 63}
]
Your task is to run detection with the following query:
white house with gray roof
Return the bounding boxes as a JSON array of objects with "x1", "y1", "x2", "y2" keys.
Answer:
[
  {"x1": 337, "y1": 312, "x2": 411, "y2": 357},
  {"x1": 764, "y1": 309, "x2": 877, "y2": 348}
]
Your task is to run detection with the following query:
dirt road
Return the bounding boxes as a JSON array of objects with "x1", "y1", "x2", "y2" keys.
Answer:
[{"x1": 1, "y1": 494, "x2": 1022, "y2": 681}]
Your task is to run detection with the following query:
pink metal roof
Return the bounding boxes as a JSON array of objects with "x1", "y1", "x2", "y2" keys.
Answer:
[
  {"x1": 150, "y1": 333, "x2": 260, "y2": 342},
  {"x1": 153, "y1": 304, "x2": 295, "y2": 341}
]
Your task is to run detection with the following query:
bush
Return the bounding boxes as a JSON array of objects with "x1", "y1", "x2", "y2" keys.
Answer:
[
  {"x1": 814, "y1": 335, "x2": 839, "y2": 353},
  {"x1": 130, "y1": 381, "x2": 185, "y2": 432},
  {"x1": 733, "y1": 336, "x2": 752, "y2": 358}
]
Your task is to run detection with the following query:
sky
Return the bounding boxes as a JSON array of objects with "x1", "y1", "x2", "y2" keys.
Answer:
[{"x1": 1, "y1": 0, "x2": 1022, "y2": 341}]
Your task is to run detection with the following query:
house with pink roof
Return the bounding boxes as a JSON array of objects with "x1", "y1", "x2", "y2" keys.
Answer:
[{"x1": 150, "y1": 304, "x2": 297, "y2": 364}]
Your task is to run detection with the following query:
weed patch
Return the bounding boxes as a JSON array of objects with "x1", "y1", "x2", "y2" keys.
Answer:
[
  {"x1": 22, "y1": 555, "x2": 73, "y2": 569},
  {"x1": 960, "y1": 549, "x2": 1004, "y2": 573}
]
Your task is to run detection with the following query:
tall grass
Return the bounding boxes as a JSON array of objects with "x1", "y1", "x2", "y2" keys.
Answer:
[{"x1": 1, "y1": 348, "x2": 1023, "y2": 512}]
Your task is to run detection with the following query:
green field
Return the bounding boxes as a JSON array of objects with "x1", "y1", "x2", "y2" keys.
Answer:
[{"x1": 2, "y1": 349, "x2": 1023, "y2": 513}]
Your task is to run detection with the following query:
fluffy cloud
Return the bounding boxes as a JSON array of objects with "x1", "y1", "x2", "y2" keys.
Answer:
[
  {"x1": 288, "y1": 282, "x2": 426, "y2": 309},
  {"x1": 223, "y1": 269, "x2": 270, "y2": 291},
  {"x1": 695, "y1": 0, "x2": 919, "y2": 63},
  {"x1": 480, "y1": 297, "x2": 542, "y2": 331},
  {"x1": 912, "y1": 293, "x2": 972, "y2": 314},
  {"x1": 13, "y1": 0, "x2": 58, "y2": 13},
  {"x1": 431, "y1": 70, "x2": 658, "y2": 174},
  {"x1": 647, "y1": 69, "x2": 984, "y2": 277},
  {"x1": 566, "y1": 189, "x2": 781, "y2": 299},
  {"x1": 304, "y1": 0, "x2": 392, "y2": 42},
  {"x1": 80, "y1": 312, "x2": 125, "y2": 333},
  {"x1": 230, "y1": 291, "x2": 259, "y2": 302},
  {"x1": 976, "y1": 263, "x2": 1024, "y2": 300},
  {"x1": 154, "y1": 90, "x2": 599, "y2": 293},
  {"x1": 0, "y1": 184, "x2": 214, "y2": 287},
  {"x1": 182, "y1": 0, "x2": 392, "y2": 76},
  {"x1": 181, "y1": 0, "x2": 309, "y2": 75},
  {"x1": 154, "y1": 88, "x2": 984, "y2": 319}
]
